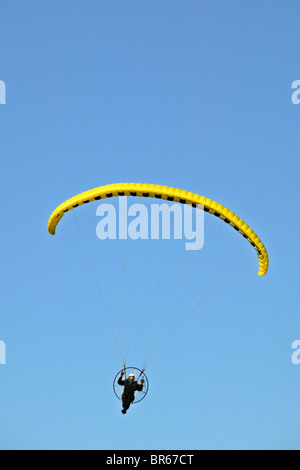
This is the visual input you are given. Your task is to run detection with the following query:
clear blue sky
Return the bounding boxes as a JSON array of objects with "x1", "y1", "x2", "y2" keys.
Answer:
[{"x1": 0, "y1": 0, "x2": 299, "y2": 450}]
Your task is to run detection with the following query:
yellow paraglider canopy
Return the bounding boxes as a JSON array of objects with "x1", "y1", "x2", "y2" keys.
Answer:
[{"x1": 47, "y1": 183, "x2": 269, "y2": 276}]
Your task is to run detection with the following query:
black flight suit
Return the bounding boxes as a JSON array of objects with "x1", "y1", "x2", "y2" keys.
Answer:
[{"x1": 117, "y1": 376, "x2": 143, "y2": 413}]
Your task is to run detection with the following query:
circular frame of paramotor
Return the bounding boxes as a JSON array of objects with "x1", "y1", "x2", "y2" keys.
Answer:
[{"x1": 113, "y1": 367, "x2": 149, "y2": 404}]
